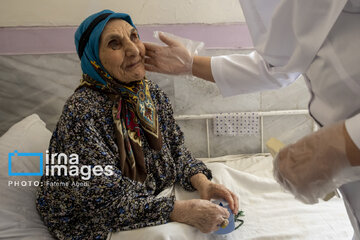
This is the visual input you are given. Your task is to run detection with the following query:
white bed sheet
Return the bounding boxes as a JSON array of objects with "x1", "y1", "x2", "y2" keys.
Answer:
[{"x1": 111, "y1": 155, "x2": 353, "y2": 240}]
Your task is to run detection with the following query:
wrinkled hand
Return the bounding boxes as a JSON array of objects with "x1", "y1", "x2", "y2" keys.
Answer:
[
  {"x1": 274, "y1": 121, "x2": 360, "y2": 204},
  {"x1": 144, "y1": 32, "x2": 194, "y2": 75},
  {"x1": 170, "y1": 199, "x2": 230, "y2": 233},
  {"x1": 198, "y1": 182, "x2": 239, "y2": 214}
]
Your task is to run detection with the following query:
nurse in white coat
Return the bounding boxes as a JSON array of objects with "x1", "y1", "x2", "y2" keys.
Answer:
[{"x1": 144, "y1": 0, "x2": 360, "y2": 239}]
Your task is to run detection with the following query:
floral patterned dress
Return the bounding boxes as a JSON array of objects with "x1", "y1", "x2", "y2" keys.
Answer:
[{"x1": 36, "y1": 80, "x2": 212, "y2": 240}]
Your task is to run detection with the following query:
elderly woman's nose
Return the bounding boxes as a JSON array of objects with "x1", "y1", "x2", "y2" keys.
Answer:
[{"x1": 125, "y1": 41, "x2": 140, "y2": 57}]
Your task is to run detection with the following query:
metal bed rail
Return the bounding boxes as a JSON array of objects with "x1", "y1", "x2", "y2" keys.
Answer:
[{"x1": 175, "y1": 109, "x2": 318, "y2": 158}]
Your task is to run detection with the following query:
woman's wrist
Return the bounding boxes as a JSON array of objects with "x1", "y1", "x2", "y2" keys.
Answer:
[
  {"x1": 170, "y1": 200, "x2": 190, "y2": 223},
  {"x1": 190, "y1": 173, "x2": 211, "y2": 191}
]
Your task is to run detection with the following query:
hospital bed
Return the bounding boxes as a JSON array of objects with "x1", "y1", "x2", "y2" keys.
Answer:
[{"x1": 0, "y1": 110, "x2": 353, "y2": 240}]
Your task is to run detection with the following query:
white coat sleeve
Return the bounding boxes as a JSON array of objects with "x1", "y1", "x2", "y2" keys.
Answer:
[
  {"x1": 212, "y1": 0, "x2": 348, "y2": 97},
  {"x1": 345, "y1": 113, "x2": 360, "y2": 150},
  {"x1": 211, "y1": 52, "x2": 300, "y2": 96}
]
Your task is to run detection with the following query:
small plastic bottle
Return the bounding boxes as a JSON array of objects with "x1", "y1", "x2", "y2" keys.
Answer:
[{"x1": 210, "y1": 199, "x2": 235, "y2": 240}]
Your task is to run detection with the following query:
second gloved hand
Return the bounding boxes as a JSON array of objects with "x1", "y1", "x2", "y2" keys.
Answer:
[
  {"x1": 144, "y1": 31, "x2": 204, "y2": 75},
  {"x1": 273, "y1": 121, "x2": 360, "y2": 204}
]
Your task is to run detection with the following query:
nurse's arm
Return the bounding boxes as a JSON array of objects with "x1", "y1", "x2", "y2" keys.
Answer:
[{"x1": 192, "y1": 56, "x2": 215, "y2": 83}]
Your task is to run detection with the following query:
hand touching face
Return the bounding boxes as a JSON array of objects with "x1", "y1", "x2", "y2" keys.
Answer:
[{"x1": 99, "y1": 19, "x2": 146, "y2": 84}]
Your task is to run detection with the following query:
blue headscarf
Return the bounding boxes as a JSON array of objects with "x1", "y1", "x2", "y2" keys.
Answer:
[{"x1": 74, "y1": 9, "x2": 137, "y2": 86}]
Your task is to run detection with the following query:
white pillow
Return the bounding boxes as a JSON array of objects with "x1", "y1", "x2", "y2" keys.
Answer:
[{"x1": 0, "y1": 114, "x2": 54, "y2": 239}]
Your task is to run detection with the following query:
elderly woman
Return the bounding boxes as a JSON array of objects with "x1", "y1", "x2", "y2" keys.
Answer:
[{"x1": 36, "y1": 10, "x2": 238, "y2": 240}]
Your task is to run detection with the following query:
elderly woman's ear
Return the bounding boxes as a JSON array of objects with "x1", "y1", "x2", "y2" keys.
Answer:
[{"x1": 99, "y1": 19, "x2": 146, "y2": 84}]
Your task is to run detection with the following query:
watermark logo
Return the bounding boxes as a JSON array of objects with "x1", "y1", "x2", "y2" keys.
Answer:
[
  {"x1": 7, "y1": 150, "x2": 114, "y2": 182},
  {"x1": 8, "y1": 150, "x2": 43, "y2": 176}
]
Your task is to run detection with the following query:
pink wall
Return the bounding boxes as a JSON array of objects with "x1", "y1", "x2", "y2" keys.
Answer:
[{"x1": 0, "y1": 23, "x2": 253, "y2": 55}]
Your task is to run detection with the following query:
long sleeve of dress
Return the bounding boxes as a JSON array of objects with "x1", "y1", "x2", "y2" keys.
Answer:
[{"x1": 151, "y1": 83, "x2": 212, "y2": 191}]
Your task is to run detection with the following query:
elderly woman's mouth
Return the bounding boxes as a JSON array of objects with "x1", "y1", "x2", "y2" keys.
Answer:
[{"x1": 126, "y1": 60, "x2": 142, "y2": 69}]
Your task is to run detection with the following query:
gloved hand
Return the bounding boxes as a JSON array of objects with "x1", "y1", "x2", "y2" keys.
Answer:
[
  {"x1": 273, "y1": 121, "x2": 360, "y2": 204},
  {"x1": 144, "y1": 31, "x2": 204, "y2": 75}
]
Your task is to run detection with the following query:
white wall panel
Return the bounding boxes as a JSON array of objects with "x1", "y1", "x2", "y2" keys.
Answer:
[{"x1": 0, "y1": 0, "x2": 244, "y2": 27}]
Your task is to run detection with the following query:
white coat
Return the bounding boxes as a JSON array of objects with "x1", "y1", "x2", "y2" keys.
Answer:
[{"x1": 211, "y1": 0, "x2": 360, "y2": 239}]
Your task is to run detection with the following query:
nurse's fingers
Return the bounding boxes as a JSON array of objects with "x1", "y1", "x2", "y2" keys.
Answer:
[
  {"x1": 144, "y1": 64, "x2": 160, "y2": 73},
  {"x1": 144, "y1": 55, "x2": 159, "y2": 66},
  {"x1": 145, "y1": 50, "x2": 157, "y2": 58},
  {"x1": 158, "y1": 32, "x2": 180, "y2": 47},
  {"x1": 144, "y1": 42, "x2": 161, "y2": 53}
]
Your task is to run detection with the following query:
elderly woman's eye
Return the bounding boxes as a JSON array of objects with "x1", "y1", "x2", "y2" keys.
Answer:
[
  {"x1": 109, "y1": 40, "x2": 121, "y2": 50},
  {"x1": 131, "y1": 33, "x2": 139, "y2": 42}
]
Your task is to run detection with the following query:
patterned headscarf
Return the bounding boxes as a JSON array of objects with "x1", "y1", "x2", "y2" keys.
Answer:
[{"x1": 74, "y1": 10, "x2": 162, "y2": 183}]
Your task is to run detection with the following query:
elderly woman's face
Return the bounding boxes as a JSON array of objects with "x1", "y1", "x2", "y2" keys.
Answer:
[{"x1": 99, "y1": 19, "x2": 145, "y2": 84}]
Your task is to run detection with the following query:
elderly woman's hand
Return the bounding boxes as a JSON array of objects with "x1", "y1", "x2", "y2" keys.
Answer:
[
  {"x1": 191, "y1": 173, "x2": 239, "y2": 214},
  {"x1": 170, "y1": 199, "x2": 230, "y2": 233}
]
